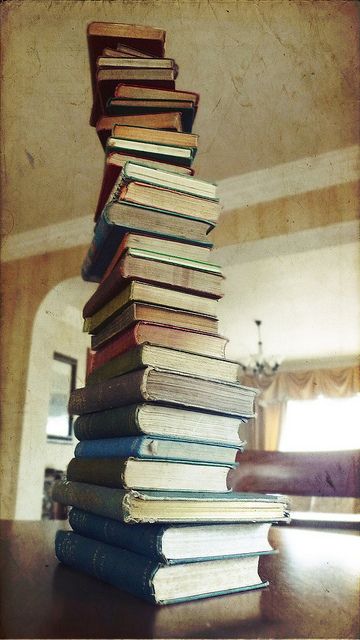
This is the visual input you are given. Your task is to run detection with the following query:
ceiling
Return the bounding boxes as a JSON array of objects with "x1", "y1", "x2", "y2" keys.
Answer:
[{"x1": 1, "y1": 0, "x2": 359, "y2": 366}]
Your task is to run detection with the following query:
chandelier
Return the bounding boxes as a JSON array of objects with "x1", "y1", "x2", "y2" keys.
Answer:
[{"x1": 239, "y1": 320, "x2": 281, "y2": 379}]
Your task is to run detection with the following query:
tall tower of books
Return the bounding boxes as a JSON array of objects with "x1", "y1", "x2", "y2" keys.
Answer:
[{"x1": 53, "y1": 22, "x2": 288, "y2": 605}]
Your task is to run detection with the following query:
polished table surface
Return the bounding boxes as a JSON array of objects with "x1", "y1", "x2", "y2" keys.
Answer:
[{"x1": 0, "y1": 520, "x2": 359, "y2": 639}]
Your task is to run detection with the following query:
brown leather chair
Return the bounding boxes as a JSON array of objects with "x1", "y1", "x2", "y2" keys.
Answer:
[{"x1": 228, "y1": 449, "x2": 360, "y2": 498}]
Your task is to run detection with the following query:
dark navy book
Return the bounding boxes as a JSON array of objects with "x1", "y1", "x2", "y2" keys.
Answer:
[{"x1": 55, "y1": 529, "x2": 267, "y2": 605}]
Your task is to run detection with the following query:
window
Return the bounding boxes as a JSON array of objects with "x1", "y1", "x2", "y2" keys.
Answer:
[
  {"x1": 46, "y1": 352, "x2": 77, "y2": 441},
  {"x1": 279, "y1": 394, "x2": 360, "y2": 452}
]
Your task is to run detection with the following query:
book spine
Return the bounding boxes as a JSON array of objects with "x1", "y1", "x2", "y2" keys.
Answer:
[
  {"x1": 52, "y1": 480, "x2": 129, "y2": 521},
  {"x1": 55, "y1": 531, "x2": 159, "y2": 603},
  {"x1": 74, "y1": 436, "x2": 144, "y2": 458},
  {"x1": 74, "y1": 404, "x2": 143, "y2": 440},
  {"x1": 81, "y1": 209, "x2": 114, "y2": 282},
  {"x1": 86, "y1": 345, "x2": 144, "y2": 386},
  {"x1": 67, "y1": 457, "x2": 129, "y2": 488},
  {"x1": 68, "y1": 368, "x2": 150, "y2": 415},
  {"x1": 69, "y1": 508, "x2": 166, "y2": 561},
  {"x1": 84, "y1": 262, "x2": 128, "y2": 331},
  {"x1": 88, "y1": 325, "x2": 139, "y2": 374}
]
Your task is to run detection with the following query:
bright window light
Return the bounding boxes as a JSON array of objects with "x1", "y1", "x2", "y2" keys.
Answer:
[{"x1": 279, "y1": 394, "x2": 360, "y2": 452}]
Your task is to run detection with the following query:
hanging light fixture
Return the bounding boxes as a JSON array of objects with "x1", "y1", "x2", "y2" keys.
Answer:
[{"x1": 239, "y1": 320, "x2": 281, "y2": 379}]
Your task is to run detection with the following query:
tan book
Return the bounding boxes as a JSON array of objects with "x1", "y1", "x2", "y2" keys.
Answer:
[
  {"x1": 91, "y1": 303, "x2": 219, "y2": 350},
  {"x1": 83, "y1": 281, "x2": 218, "y2": 334},
  {"x1": 112, "y1": 125, "x2": 198, "y2": 149},
  {"x1": 96, "y1": 113, "x2": 183, "y2": 148},
  {"x1": 85, "y1": 344, "x2": 240, "y2": 386}
]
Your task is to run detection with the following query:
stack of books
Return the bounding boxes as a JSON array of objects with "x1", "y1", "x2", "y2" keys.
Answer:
[{"x1": 53, "y1": 21, "x2": 288, "y2": 605}]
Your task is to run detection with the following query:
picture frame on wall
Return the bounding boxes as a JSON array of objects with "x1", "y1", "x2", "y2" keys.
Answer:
[{"x1": 46, "y1": 352, "x2": 77, "y2": 442}]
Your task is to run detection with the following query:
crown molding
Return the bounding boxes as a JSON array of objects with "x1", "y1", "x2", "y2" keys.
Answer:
[
  {"x1": 212, "y1": 220, "x2": 360, "y2": 267},
  {"x1": 217, "y1": 145, "x2": 359, "y2": 211},
  {"x1": 1, "y1": 146, "x2": 359, "y2": 263}
]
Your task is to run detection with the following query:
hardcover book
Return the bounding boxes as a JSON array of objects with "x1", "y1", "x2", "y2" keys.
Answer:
[
  {"x1": 53, "y1": 481, "x2": 289, "y2": 523},
  {"x1": 101, "y1": 232, "x2": 212, "y2": 280},
  {"x1": 90, "y1": 303, "x2": 219, "y2": 350},
  {"x1": 74, "y1": 403, "x2": 246, "y2": 447},
  {"x1": 109, "y1": 178, "x2": 221, "y2": 223},
  {"x1": 68, "y1": 367, "x2": 257, "y2": 417},
  {"x1": 55, "y1": 531, "x2": 267, "y2": 604},
  {"x1": 87, "y1": 22, "x2": 166, "y2": 125},
  {"x1": 84, "y1": 344, "x2": 239, "y2": 387},
  {"x1": 87, "y1": 322, "x2": 227, "y2": 372},
  {"x1": 81, "y1": 201, "x2": 213, "y2": 283},
  {"x1": 113, "y1": 84, "x2": 199, "y2": 110},
  {"x1": 66, "y1": 456, "x2": 234, "y2": 492},
  {"x1": 96, "y1": 112, "x2": 184, "y2": 148},
  {"x1": 106, "y1": 98, "x2": 195, "y2": 133},
  {"x1": 83, "y1": 281, "x2": 218, "y2": 333},
  {"x1": 111, "y1": 125, "x2": 198, "y2": 150},
  {"x1": 83, "y1": 248, "x2": 223, "y2": 318},
  {"x1": 97, "y1": 69, "x2": 177, "y2": 112},
  {"x1": 74, "y1": 436, "x2": 243, "y2": 466},
  {"x1": 120, "y1": 161, "x2": 217, "y2": 199},
  {"x1": 106, "y1": 136, "x2": 196, "y2": 166},
  {"x1": 94, "y1": 153, "x2": 193, "y2": 221},
  {"x1": 68, "y1": 509, "x2": 274, "y2": 563}
]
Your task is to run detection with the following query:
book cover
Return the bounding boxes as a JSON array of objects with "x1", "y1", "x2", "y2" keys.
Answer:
[
  {"x1": 74, "y1": 436, "x2": 241, "y2": 466},
  {"x1": 100, "y1": 233, "x2": 212, "y2": 281},
  {"x1": 87, "y1": 22, "x2": 166, "y2": 125},
  {"x1": 88, "y1": 322, "x2": 227, "y2": 372},
  {"x1": 74, "y1": 404, "x2": 245, "y2": 448},
  {"x1": 90, "y1": 303, "x2": 219, "y2": 350},
  {"x1": 81, "y1": 201, "x2": 213, "y2": 283},
  {"x1": 98, "y1": 72, "x2": 177, "y2": 113},
  {"x1": 83, "y1": 250, "x2": 223, "y2": 320},
  {"x1": 68, "y1": 509, "x2": 274, "y2": 564},
  {"x1": 83, "y1": 281, "x2": 218, "y2": 332},
  {"x1": 105, "y1": 136, "x2": 196, "y2": 166},
  {"x1": 68, "y1": 367, "x2": 257, "y2": 418},
  {"x1": 55, "y1": 530, "x2": 267, "y2": 604},
  {"x1": 106, "y1": 98, "x2": 195, "y2": 133},
  {"x1": 96, "y1": 112, "x2": 184, "y2": 149},
  {"x1": 85, "y1": 344, "x2": 239, "y2": 387},
  {"x1": 66, "y1": 456, "x2": 233, "y2": 492},
  {"x1": 113, "y1": 84, "x2": 199, "y2": 109},
  {"x1": 52, "y1": 481, "x2": 289, "y2": 523}
]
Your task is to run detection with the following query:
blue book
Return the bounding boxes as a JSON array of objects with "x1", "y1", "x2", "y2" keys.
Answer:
[
  {"x1": 55, "y1": 530, "x2": 268, "y2": 604},
  {"x1": 52, "y1": 480, "x2": 289, "y2": 523},
  {"x1": 69, "y1": 508, "x2": 275, "y2": 564},
  {"x1": 74, "y1": 436, "x2": 243, "y2": 467}
]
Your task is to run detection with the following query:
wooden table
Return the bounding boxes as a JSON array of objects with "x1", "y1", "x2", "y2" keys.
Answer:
[{"x1": 0, "y1": 520, "x2": 359, "y2": 639}]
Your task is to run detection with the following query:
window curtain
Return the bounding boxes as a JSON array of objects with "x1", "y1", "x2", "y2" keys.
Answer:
[{"x1": 241, "y1": 365, "x2": 360, "y2": 450}]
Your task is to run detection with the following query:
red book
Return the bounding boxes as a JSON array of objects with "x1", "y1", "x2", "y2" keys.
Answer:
[{"x1": 87, "y1": 321, "x2": 228, "y2": 375}]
